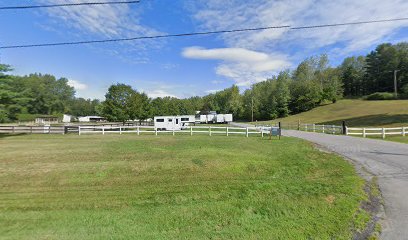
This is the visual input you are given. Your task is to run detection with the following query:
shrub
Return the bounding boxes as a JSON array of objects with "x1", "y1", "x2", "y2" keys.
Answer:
[
  {"x1": 364, "y1": 92, "x2": 396, "y2": 100},
  {"x1": 401, "y1": 84, "x2": 408, "y2": 99}
]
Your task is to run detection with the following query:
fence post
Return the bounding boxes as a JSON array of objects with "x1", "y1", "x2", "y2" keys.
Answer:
[
  {"x1": 305, "y1": 124, "x2": 308, "y2": 132},
  {"x1": 78, "y1": 126, "x2": 81, "y2": 136},
  {"x1": 190, "y1": 126, "x2": 193, "y2": 136},
  {"x1": 313, "y1": 124, "x2": 315, "y2": 132},
  {"x1": 345, "y1": 126, "x2": 349, "y2": 136},
  {"x1": 332, "y1": 125, "x2": 335, "y2": 134},
  {"x1": 48, "y1": 126, "x2": 51, "y2": 134},
  {"x1": 30, "y1": 126, "x2": 33, "y2": 134},
  {"x1": 298, "y1": 120, "x2": 300, "y2": 130},
  {"x1": 382, "y1": 128, "x2": 386, "y2": 139},
  {"x1": 261, "y1": 128, "x2": 264, "y2": 138},
  {"x1": 246, "y1": 127, "x2": 249, "y2": 137},
  {"x1": 226, "y1": 127, "x2": 229, "y2": 136},
  {"x1": 342, "y1": 121, "x2": 346, "y2": 135},
  {"x1": 173, "y1": 127, "x2": 175, "y2": 136},
  {"x1": 119, "y1": 126, "x2": 122, "y2": 135},
  {"x1": 363, "y1": 128, "x2": 366, "y2": 138},
  {"x1": 403, "y1": 127, "x2": 406, "y2": 137},
  {"x1": 137, "y1": 126, "x2": 140, "y2": 136},
  {"x1": 155, "y1": 128, "x2": 158, "y2": 136},
  {"x1": 102, "y1": 126, "x2": 105, "y2": 135},
  {"x1": 209, "y1": 126, "x2": 212, "y2": 136},
  {"x1": 322, "y1": 125, "x2": 325, "y2": 133},
  {"x1": 12, "y1": 126, "x2": 15, "y2": 134}
]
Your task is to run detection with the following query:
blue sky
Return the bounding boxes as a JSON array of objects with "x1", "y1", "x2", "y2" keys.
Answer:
[{"x1": 1, "y1": 0, "x2": 407, "y2": 100}]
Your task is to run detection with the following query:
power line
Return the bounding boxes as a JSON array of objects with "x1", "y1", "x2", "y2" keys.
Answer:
[
  {"x1": 0, "y1": 25, "x2": 291, "y2": 49},
  {"x1": 0, "y1": 1, "x2": 140, "y2": 10},
  {"x1": 1, "y1": 17, "x2": 408, "y2": 49},
  {"x1": 290, "y1": 18, "x2": 408, "y2": 29}
]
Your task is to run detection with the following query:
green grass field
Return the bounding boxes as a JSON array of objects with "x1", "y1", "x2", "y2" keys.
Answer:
[
  {"x1": 0, "y1": 134, "x2": 368, "y2": 239},
  {"x1": 255, "y1": 99, "x2": 408, "y2": 127}
]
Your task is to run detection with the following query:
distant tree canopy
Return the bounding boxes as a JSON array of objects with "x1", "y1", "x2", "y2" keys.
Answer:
[
  {"x1": 0, "y1": 68, "x2": 100, "y2": 123},
  {"x1": 1, "y1": 41, "x2": 407, "y2": 123},
  {"x1": 340, "y1": 42, "x2": 408, "y2": 96},
  {"x1": 101, "y1": 84, "x2": 150, "y2": 123}
]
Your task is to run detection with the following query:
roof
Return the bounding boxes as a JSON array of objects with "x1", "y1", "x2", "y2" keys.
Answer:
[{"x1": 79, "y1": 116, "x2": 105, "y2": 118}]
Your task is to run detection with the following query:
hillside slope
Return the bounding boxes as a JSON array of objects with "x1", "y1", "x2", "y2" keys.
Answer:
[{"x1": 256, "y1": 99, "x2": 408, "y2": 127}]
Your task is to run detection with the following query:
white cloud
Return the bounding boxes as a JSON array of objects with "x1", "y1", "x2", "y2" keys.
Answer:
[
  {"x1": 205, "y1": 89, "x2": 222, "y2": 94},
  {"x1": 40, "y1": 0, "x2": 163, "y2": 60},
  {"x1": 146, "y1": 89, "x2": 178, "y2": 99},
  {"x1": 67, "y1": 79, "x2": 88, "y2": 91},
  {"x1": 190, "y1": 0, "x2": 408, "y2": 55},
  {"x1": 182, "y1": 47, "x2": 291, "y2": 86}
]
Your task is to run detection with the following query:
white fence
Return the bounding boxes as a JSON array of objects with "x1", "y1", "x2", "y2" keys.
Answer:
[
  {"x1": 78, "y1": 125, "x2": 278, "y2": 138},
  {"x1": 299, "y1": 124, "x2": 343, "y2": 134},
  {"x1": 267, "y1": 123, "x2": 344, "y2": 135},
  {"x1": 346, "y1": 127, "x2": 407, "y2": 139},
  {"x1": 0, "y1": 126, "x2": 65, "y2": 134}
]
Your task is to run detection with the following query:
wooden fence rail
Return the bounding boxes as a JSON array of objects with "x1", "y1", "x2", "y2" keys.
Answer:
[
  {"x1": 0, "y1": 126, "x2": 65, "y2": 134},
  {"x1": 78, "y1": 125, "x2": 279, "y2": 138},
  {"x1": 265, "y1": 123, "x2": 344, "y2": 135},
  {"x1": 346, "y1": 127, "x2": 407, "y2": 139}
]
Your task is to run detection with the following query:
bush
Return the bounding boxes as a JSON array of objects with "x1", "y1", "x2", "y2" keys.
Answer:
[
  {"x1": 401, "y1": 84, "x2": 408, "y2": 99},
  {"x1": 364, "y1": 92, "x2": 396, "y2": 100}
]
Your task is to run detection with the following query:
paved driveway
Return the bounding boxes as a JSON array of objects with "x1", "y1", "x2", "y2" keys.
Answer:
[{"x1": 283, "y1": 130, "x2": 408, "y2": 240}]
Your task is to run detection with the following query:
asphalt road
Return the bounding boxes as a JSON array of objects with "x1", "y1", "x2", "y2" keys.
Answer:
[{"x1": 282, "y1": 130, "x2": 408, "y2": 240}]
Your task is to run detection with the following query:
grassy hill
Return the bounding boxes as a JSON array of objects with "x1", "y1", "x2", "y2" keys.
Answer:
[{"x1": 256, "y1": 99, "x2": 408, "y2": 127}]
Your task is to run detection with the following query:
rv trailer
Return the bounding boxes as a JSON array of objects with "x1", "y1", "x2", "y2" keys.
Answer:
[{"x1": 154, "y1": 115, "x2": 195, "y2": 131}]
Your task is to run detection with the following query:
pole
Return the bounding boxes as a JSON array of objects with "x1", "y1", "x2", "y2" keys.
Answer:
[
  {"x1": 342, "y1": 121, "x2": 346, "y2": 135},
  {"x1": 394, "y1": 70, "x2": 399, "y2": 98},
  {"x1": 251, "y1": 97, "x2": 254, "y2": 122}
]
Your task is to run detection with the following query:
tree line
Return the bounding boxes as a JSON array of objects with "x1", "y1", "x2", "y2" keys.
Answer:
[
  {"x1": 0, "y1": 67, "x2": 100, "y2": 122},
  {"x1": 1, "y1": 41, "x2": 407, "y2": 123}
]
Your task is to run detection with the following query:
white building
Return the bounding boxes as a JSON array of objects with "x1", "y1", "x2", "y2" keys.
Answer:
[
  {"x1": 154, "y1": 115, "x2": 195, "y2": 131},
  {"x1": 63, "y1": 114, "x2": 73, "y2": 123},
  {"x1": 35, "y1": 116, "x2": 59, "y2": 125},
  {"x1": 78, "y1": 116, "x2": 106, "y2": 122}
]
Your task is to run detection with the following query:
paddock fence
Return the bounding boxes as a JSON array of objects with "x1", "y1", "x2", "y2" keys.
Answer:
[
  {"x1": 260, "y1": 123, "x2": 344, "y2": 135},
  {"x1": 266, "y1": 121, "x2": 407, "y2": 139},
  {"x1": 0, "y1": 125, "x2": 65, "y2": 134},
  {"x1": 346, "y1": 126, "x2": 407, "y2": 139},
  {"x1": 78, "y1": 125, "x2": 279, "y2": 138}
]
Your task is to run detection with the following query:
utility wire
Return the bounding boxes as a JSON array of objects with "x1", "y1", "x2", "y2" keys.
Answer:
[
  {"x1": 1, "y1": 17, "x2": 408, "y2": 49},
  {"x1": 0, "y1": 25, "x2": 291, "y2": 49},
  {"x1": 0, "y1": 1, "x2": 140, "y2": 10}
]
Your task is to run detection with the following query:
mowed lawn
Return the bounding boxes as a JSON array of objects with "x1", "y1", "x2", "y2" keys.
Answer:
[{"x1": 0, "y1": 134, "x2": 367, "y2": 239}]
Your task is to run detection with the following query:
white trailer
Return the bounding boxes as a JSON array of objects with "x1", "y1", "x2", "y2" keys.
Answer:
[
  {"x1": 154, "y1": 115, "x2": 195, "y2": 131},
  {"x1": 198, "y1": 112, "x2": 233, "y2": 124},
  {"x1": 199, "y1": 115, "x2": 207, "y2": 123},
  {"x1": 216, "y1": 114, "x2": 224, "y2": 123},
  {"x1": 206, "y1": 114, "x2": 216, "y2": 123},
  {"x1": 224, "y1": 114, "x2": 233, "y2": 123}
]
